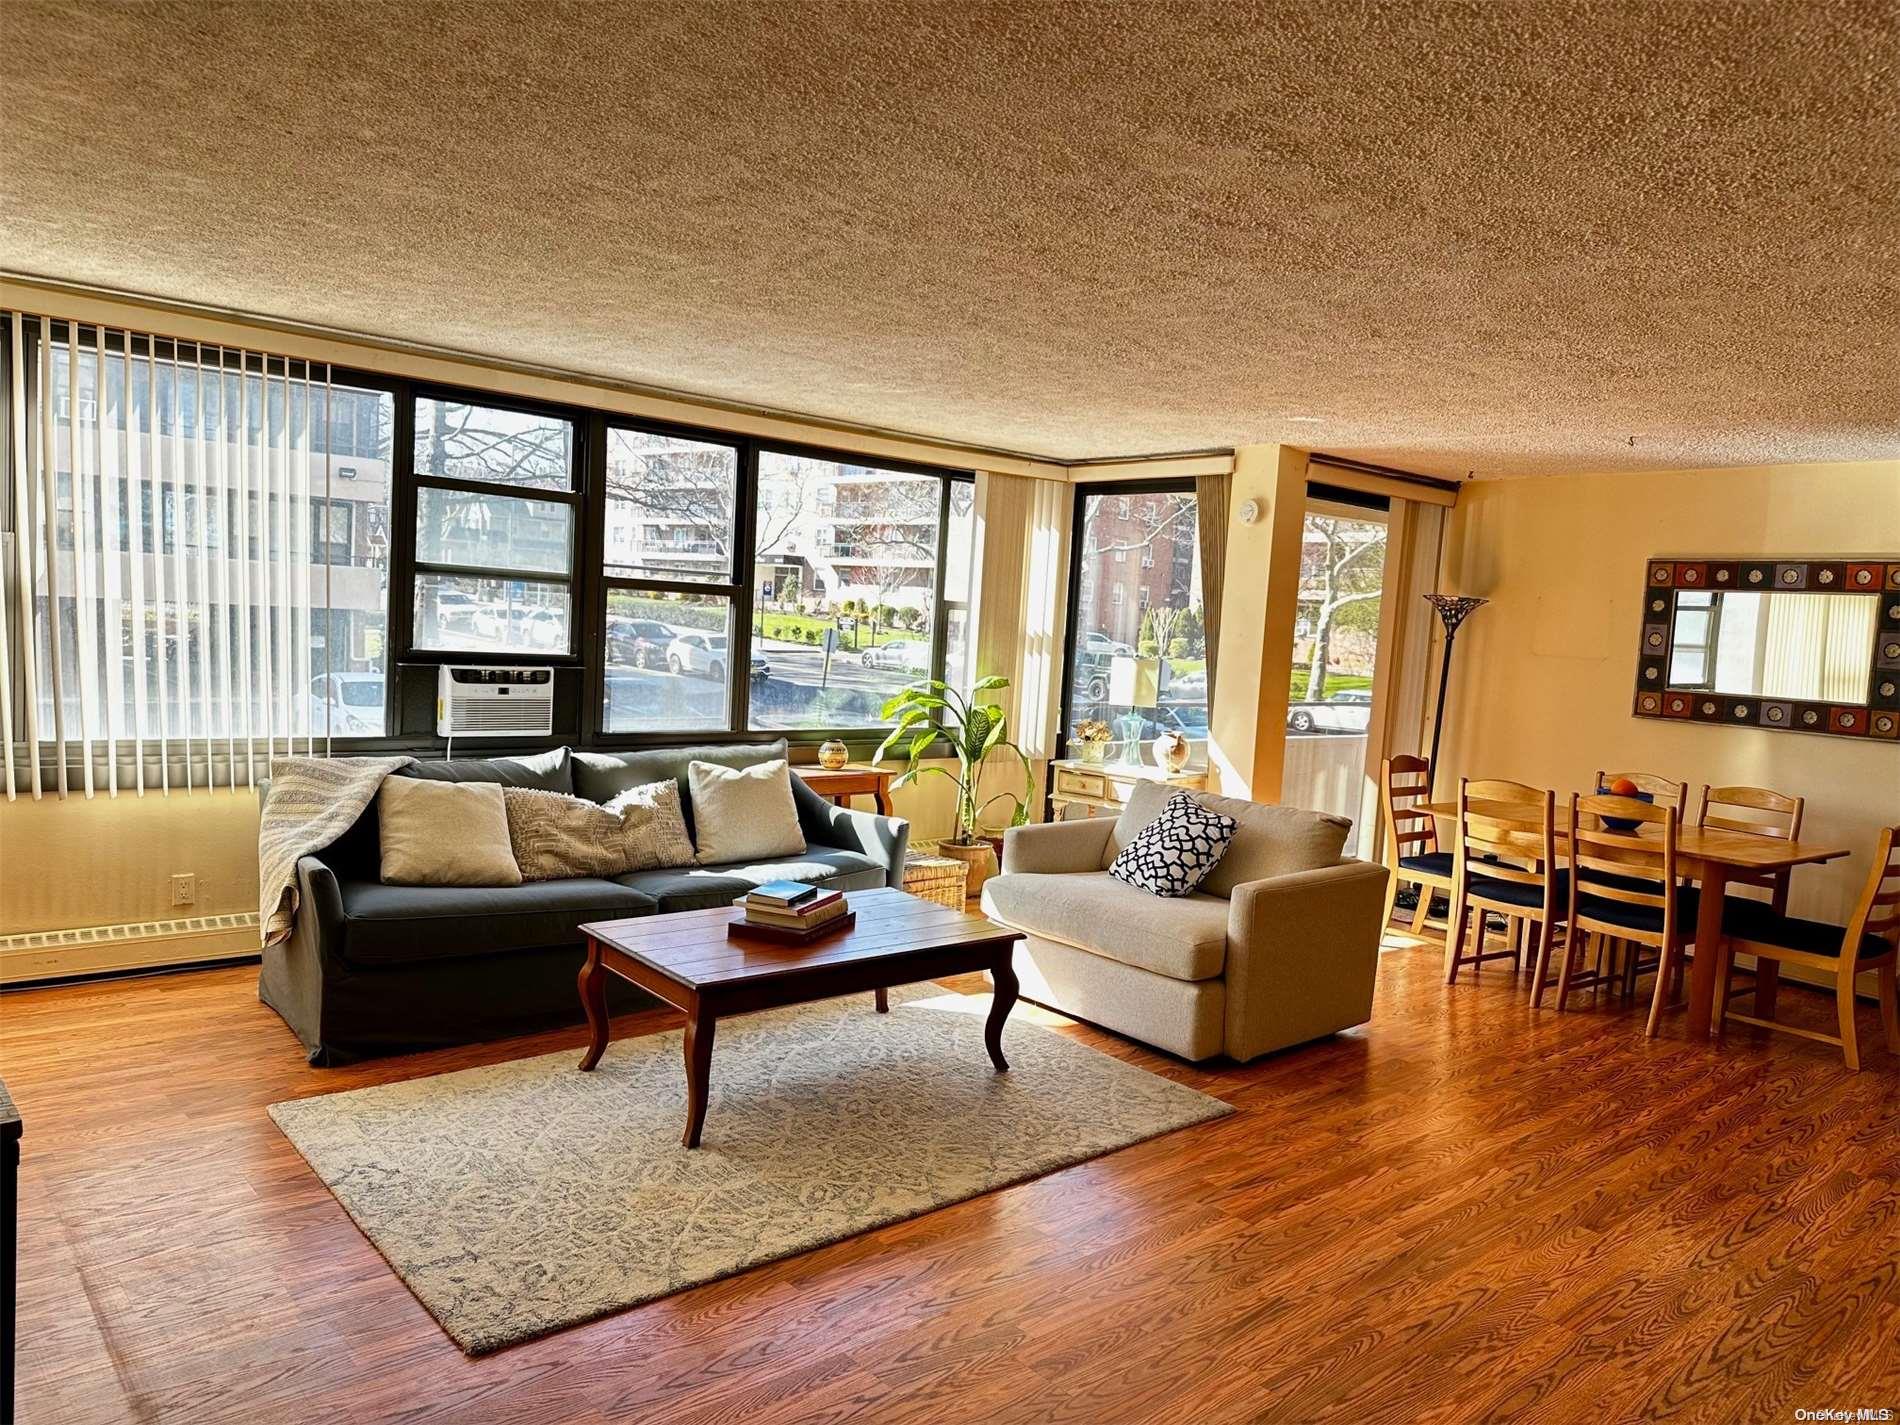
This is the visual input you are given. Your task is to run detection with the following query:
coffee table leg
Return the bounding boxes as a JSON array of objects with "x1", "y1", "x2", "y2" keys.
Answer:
[
  {"x1": 577, "y1": 939, "x2": 609, "y2": 1071},
  {"x1": 875, "y1": 986, "x2": 889, "y2": 1013},
  {"x1": 682, "y1": 1003, "x2": 716, "y2": 1149},
  {"x1": 986, "y1": 953, "x2": 1018, "y2": 1072}
]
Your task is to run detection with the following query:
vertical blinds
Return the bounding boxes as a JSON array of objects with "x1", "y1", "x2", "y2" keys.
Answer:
[{"x1": 2, "y1": 313, "x2": 337, "y2": 799}]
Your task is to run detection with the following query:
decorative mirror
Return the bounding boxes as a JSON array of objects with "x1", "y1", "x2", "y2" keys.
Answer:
[{"x1": 1632, "y1": 558, "x2": 1900, "y2": 741}]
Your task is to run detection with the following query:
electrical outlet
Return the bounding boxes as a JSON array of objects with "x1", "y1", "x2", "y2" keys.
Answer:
[{"x1": 170, "y1": 873, "x2": 196, "y2": 907}]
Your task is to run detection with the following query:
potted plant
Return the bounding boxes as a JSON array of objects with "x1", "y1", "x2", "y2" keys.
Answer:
[{"x1": 872, "y1": 674, "x2": 1033, "y2": 898}]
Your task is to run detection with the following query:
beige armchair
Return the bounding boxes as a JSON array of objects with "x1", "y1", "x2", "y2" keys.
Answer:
[{"x1": 980, "y1": 781, "x2": 1391, "y2": 1062}]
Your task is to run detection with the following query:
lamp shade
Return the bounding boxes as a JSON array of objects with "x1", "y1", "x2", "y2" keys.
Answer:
[
  {"x1": 1108, "y1": 654, "x2": 1162, "y2": 709},
  {"x1": 1423, "y1": 594, "x2": 1488, "y2": 636}
]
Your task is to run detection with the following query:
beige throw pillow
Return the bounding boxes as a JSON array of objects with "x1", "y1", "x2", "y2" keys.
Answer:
[
  {"x1": 500, "y1": 782, "x2": 699, "y2": 882},
  {"x1": 602, "y1": 780, "x2": 698, "y2": 871},
  {"x1": 379, "y1": 777, "x2": 522, "y2": 887},
  {"x1": 687, "y1": 758, "x2": 806, "y2": 865}
]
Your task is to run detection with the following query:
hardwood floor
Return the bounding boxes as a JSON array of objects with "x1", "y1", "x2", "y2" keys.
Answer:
[{"x1": 5, "y1": 937, "x2": 1897, "y2": 1425}]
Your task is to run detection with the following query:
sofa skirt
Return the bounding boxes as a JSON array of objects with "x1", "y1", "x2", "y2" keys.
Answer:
[{"x1": 1000, "y1": 933, "x2": 1226, "y2": 1062}]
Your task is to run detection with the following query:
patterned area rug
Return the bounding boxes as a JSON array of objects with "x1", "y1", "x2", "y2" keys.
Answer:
[{"x1": 270, "y1": 987, "x2": 1232, "y2": 1354}]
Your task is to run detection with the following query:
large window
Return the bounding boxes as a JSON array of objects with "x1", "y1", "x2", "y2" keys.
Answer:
[
  {"x1": 1063, "y1": 487, "x2": 1208, "y2": 766},
  {"x1": 748, "y1": 451, "x2": 955, "y2": 732},
  {"x1": 598, "y1": 426, "x2": 743, "y2": 734},
  {"x1": 8, "y1": 320, "x2": 395, "y2": 761},
  {"x1": 410, "y1": 396, "x2": 579, "y2": 655}
]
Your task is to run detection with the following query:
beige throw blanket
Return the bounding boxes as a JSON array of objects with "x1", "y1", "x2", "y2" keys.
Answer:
[{"x1": 260, "y1": 756, "x2": 414, "y2": 946}]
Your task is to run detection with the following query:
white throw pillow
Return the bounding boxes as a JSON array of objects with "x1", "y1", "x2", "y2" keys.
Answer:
[
  {"x1": 687, "y1": 758, "x2": 806, "y2": 865},
  {"x1": 379, "y1": 777, "x2": 523, "y2": 887},
  {"x1": 1108, "y1": 791, "x2": 1237, "y2": 898}
]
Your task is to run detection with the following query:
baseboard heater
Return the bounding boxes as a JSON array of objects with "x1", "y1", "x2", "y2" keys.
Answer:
[{"x1": 0, "y1": 913, "x2": 260, "y2": 986}]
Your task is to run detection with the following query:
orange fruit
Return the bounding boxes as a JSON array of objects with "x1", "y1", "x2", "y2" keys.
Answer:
[{"x1": 1609, "y1": 776, "x2": 1639, "y2": 796}]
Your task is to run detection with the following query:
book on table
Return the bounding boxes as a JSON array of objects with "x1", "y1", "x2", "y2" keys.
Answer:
[
  {"x1": 749, "y1": 880, "x2": 821, "y2": 908},
  {"x1": 736, "y1": 888, "x2": 846, "y2": 929}
]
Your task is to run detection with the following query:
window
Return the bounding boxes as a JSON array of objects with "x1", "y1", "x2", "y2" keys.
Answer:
[
  {"x1": 5, "y1": 319, "x2": 395, "y2": 767},
  {"x1": 599, "y1": 426, "x2": 743, "y2": 734},
  {"x1": 1668, "y1": 590, "x2": 1719, "y2": 688},
  {"x1": 749, "y1": 451, "x2": 948, "y2": 731},
  {"x1": 410, "y1": 395, "x2": 579, "y2": 655},
  {"x1": 1063, "y1": 487, "x2": 1206, "y2": 768}
]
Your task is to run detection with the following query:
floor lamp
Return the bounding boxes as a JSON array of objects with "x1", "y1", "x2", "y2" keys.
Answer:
[{"x1": 1423, "y1": 595, "x2": 1488, "y2": 798}]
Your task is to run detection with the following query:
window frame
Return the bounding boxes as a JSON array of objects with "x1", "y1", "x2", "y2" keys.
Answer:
[
  {"x1": 401, "y1": 384, "x2": 587, "y2": 665},
  {"x1": 0, "y1": 312, "x2": 980, "y2": 766},
  {"x1": 1055, "y1": 476, "x2": 1200, "y2": 792}
]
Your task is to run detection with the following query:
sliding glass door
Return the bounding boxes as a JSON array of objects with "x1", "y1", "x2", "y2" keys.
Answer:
[{"x1": 1281, "y1": 494, "x2": 1389, "y2": 854}]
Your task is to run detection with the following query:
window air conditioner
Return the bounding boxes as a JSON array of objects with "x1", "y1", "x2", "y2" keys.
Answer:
[{"x1": 436, "y1": 666, "x2": 555, "y2": 738}]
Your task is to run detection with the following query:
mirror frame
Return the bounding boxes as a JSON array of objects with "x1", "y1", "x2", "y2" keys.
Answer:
[{"x1": 1632, "y1": 556, "x2": 1900, "y2": 741}]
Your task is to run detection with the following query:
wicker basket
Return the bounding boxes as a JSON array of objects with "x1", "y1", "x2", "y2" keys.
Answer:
[{"x1": 903, "y1": 849, "x2": 971, "y2": 909}]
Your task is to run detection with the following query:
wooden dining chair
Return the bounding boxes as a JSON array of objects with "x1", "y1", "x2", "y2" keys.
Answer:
[
  {"x1": 1715, "y1": 825, "x2": 1900, "y2": 1071},
  {"x1": 1558, "y1": 792, "x2": 1692, "y2": 1035},
  {"x1": 1698, "y1": 785, "x2": 1805, "y2": 912},
  {"x1": 1594, "y1": 770, "x2": 1690, "y2": 816},
  {"x1": 1445, "y1": 779, "x2": 1565, "y2": 1001},
  {"x1": 1380, "y1": 755, "x2": 1453, "y2": 935}
]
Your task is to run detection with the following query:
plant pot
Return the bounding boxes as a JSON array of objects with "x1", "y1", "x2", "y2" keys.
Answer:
[
  {"x1": 1074, "y1": 741, "x2": 1107, "y2": 765},
  {"x1": 935, "y1": 838, "x2": 999, "y2": 900}
]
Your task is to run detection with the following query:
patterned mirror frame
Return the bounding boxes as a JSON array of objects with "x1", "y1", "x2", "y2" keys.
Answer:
[{"x1": 1633, "y1": 557, "x2": 1900, "y2": 742}]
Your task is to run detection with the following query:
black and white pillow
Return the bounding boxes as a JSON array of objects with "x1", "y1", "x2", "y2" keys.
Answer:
[{"x1": 1108, "y1": 792, "x2": 1238, "y2": 898}]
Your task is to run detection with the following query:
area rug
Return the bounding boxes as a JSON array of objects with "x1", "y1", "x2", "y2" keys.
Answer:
[{"x1": 269, "y1": 987, "x2": 1232, "y2": 1354}]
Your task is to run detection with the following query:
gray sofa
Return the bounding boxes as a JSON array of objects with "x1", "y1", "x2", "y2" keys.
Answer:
[
  {"x1": 980, "y1": 780, "x2": 1389, "y2": 1062},
  {"x1": 259, "y1": 739, "x2": 908, "y2": 1064}
]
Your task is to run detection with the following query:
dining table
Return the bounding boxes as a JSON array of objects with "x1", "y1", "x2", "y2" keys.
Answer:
[{"x1": 1421, "y1": 800, "x2": 1853, "y2": 1037}]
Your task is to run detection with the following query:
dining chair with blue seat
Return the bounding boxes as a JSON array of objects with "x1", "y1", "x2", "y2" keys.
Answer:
[
  {"x1": 1557, "y1": 791, "x2": 1694, "y2": 1035},
  {"x1": 1445, "y1": 779, "x2": 1568, "y2": 1002},
  {"x1": 1381, "y1": 755, "x2": 1454, "y2": 936},
  {"x1": 1715, "y1": 825, "x2": 1900, "y2": 1071}
]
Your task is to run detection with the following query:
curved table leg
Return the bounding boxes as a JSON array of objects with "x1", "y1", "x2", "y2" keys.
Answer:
[
  {"x1": 986, "y1": 953, "x2": 1018, "y2": 1072},
  {"x1": 577, "y1": 940, "x2": 609, "y2": 1071},
  {"x1": 682, "y1": 1004, "x2": 716, "y2": 1149}
]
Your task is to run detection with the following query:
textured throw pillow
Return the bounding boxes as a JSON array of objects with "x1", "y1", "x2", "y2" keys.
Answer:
[
  {"x1": 502, "y1": 788, "x2": 633, "y2": 881},
  {"x1": 687, "y1": 758, "x2": 806, "y2": 865},
  {"x1": 1108, "y1": 791, "x2": 1237, "y2": 898},
  {"x1": 602, "y1": 779, "x2": 698, "y2": 871},
  {"x1": 379, "y1": 777, "x2": 522, "y2": 887}
]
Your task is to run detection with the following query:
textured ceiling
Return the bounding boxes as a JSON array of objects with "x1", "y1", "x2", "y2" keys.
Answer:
[{"x1": 2, "y1": 0, "x2": 1896, "y2": 478}]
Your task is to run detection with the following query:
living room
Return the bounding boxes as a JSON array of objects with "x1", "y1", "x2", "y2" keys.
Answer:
[{"x1": 0, "y1": 4, "x2": 1895, "y2": 1423}]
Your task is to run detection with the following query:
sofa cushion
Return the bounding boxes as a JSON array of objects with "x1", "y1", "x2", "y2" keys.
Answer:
[
  {"x1": 378, "y1": 778, "x2": 523, "y2": 887},
  {"x1": 1102, "y1": 779, "x2": 1350, "y2": 897},
  {"x1": 615, "y1": 848, "x2": 883, "y2": 912},
  {"x1": 393, "y1": 746, "x2": 572, "y2": 793},
  {"x1": 689, "y1": 758, "x2": 806, "y2": 864},
  {"x1": 333, "y1": 877, "x2": 656, "y2": 967},
  {"x1": 983, "y1": 870, "x2": 1229, "y2": 981},
  {"x1": 573, "y1": 739, "x2": 788, "y2": 833}
]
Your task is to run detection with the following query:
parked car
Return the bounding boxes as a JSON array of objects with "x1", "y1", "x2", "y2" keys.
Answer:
[
  {"x1": 473, "y1": 605, "x2": 565, "y2": 650},
  {"x1": 1167, "y1": 668, "x2": 1207, "y2": 700},
  {"x1": 667, "y1": 631, "x2": 725, "y2": 679},
  {"x1": 1287, "y1": 689, "x2": 1372, "y2": 735},
  {"x1": 1072, "y1": 631, "x2": 1140, "y2": 700},
  {"x1": 861, "y1": 639, "x2": 929, "y2": 672},
  {"x1": 607, "y1": 616, "x2": 676, "y2": 669},
  {"x1": 1080, "y1": 631, "x2": 1136, "y2": 658},
  {"x1": 307, "y1": 673, "x2": 386, "y2": 737}
]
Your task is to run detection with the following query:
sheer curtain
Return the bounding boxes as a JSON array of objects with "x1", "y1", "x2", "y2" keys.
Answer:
[
  {"x1": 1194, "y1": 470, "x2": 1231, "y2": 708},
  {"x1": 3, "y1": 313, "x2": 339, "y2": 799},
  {"x1": 972, "y1": 471, "x2": 1071, "y2": 761},
  {"x1": 1358, "y1": 497, "x2": 1447, "y2": 857}
]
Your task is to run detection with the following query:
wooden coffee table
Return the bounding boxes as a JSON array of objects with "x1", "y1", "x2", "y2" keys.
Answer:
[{"x1": 576, "y1": 886, "x2": 1025, "y2": 1148}]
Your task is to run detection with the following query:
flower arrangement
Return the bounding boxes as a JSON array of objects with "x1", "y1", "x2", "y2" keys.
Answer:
[{"x1": 1072, "y1": 718, "x2": 1113, "y2": 763}]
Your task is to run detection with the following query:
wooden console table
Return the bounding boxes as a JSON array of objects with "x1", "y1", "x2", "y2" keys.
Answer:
[
  {"x1": 1050, "y1": 758, "x2": 1207, "y2": 818},
  {"x1": 796, "y1": 765, "x2": 896, "y2": 816}
]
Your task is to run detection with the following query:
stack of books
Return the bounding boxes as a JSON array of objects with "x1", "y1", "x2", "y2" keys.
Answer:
[{"x1": 729, "y1": 881, "x2": 854, "y2": 944}]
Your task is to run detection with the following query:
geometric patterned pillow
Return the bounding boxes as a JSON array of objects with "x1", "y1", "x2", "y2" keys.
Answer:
[{"x1": 1107, "y1": 791, "x2": 1238, "y2": 898}]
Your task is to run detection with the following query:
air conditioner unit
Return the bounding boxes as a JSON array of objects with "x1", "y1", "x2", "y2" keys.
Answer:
[{"x1": 436, "y1": 666, "x2": 555, "y2": 738}]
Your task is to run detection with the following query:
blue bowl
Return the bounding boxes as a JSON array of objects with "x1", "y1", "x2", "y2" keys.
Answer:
[{"x1": 1599, "y1": 788, "x2": 1654, "y2": 832}]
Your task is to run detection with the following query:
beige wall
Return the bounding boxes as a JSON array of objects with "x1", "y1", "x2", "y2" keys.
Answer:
[{"x1": 1438, "y1": 459, "x2": 1900, "y2": 927}]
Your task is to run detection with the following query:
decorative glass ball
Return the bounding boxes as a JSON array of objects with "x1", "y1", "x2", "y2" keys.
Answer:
[{"x1": 817, "y1": 739, "x2": 850, "y2": 770}]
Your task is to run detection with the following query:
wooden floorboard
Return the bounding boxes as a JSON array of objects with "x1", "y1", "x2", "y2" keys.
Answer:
[{"x1": 4, "y1": 936, "x2": 1897, "y2": 1425}]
